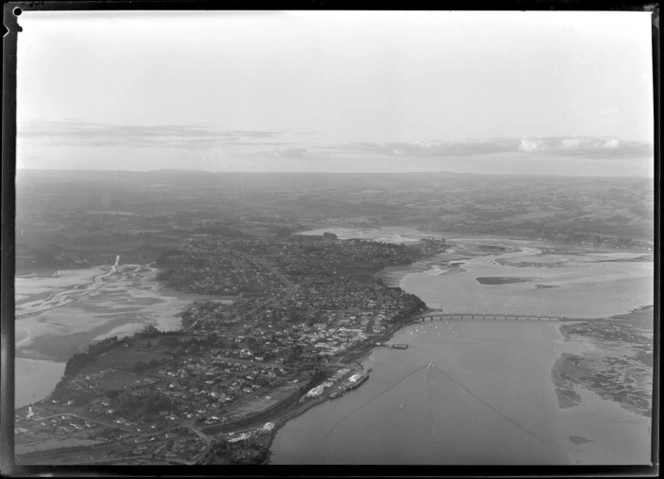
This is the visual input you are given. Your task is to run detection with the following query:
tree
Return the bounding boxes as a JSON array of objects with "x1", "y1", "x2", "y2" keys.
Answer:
[
  {"x1": 140, "y1": 325, "x2": 160, "y2": 338},
  {"x1": 288, "y1": 344, "x2": 303, "y2": 362},
  {"x1": 311, "y1": 354, "x2": 323, "y2": 375},
  {"x1": 112, "y1": 390, "x2": 174, "y2": 421},
  {"x1": 106, "y1": 389, "x2": 121, "y2": 400},
  {"x1": 162, "y1": 335, "x2": 179, "y2": 348},
  {"x1": 132, "y1": 361, "x2": 147, "y2": 373}
]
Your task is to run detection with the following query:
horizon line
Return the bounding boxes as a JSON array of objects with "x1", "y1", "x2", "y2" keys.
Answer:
[{"x1": 15, "y1": 168, "x2": 654, "y2": 180}]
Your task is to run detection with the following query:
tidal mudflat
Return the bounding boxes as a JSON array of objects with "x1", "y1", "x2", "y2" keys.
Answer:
[
  {"x1": 552, "y1": 310, "x2": 653, "y2": 418},
  {"x1": 15, "y1": 263, "x2": 222, "y2": 405},
  {"x1": 296, "y1": 226, "x2": 441, "y2": 244}
]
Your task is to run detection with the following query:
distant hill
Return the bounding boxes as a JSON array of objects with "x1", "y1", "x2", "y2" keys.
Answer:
[{"x1": 15, "y1": 170, "x2": 654, "y2": 248}]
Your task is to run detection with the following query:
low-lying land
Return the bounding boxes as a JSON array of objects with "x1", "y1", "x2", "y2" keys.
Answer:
[
  {"x1": 551, "y1": 306, "x2": 653, "y2": 417},
  {"x1": 475, "y1": 276, "x2": 537, "y2": 285}
]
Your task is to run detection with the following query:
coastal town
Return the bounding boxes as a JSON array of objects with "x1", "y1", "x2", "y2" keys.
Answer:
[
  {"x1": 14, "y1": 234, "x2": 445, "y2": 465},
  {"x1": 8, "y1": 8, "x2": 654, "y2": 468},
  {"x1": 11, "y1": 169, "x2": 653, "y2": 467}
]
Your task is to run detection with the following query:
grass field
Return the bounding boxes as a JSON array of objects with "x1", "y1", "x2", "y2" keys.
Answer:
[
  {"x1": 93, "y1": 369, "x2": 149, "y2": 391},
  {"x1": 96, "y1": 347, "x2": 168, "y2": 371}
]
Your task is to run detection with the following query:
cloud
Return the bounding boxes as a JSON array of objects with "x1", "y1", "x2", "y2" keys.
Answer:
[
  {"x1": 327, "y1": 136, "x2": 653, "y2": 160},
  {"x1": 517, "y1": 136, "x2": 652, "y2": 159},
  {"x1": 17, "y1": 120, "x2": 282, "y2": 149},
  {"x1": 18, "y1": 122, "x2": 653, "y2": 162},
  {"x1": 256, "y1": 146, "x2": 309, "y2": 158},
  {"x1": 329, "y1": 139, "x2": 519, "y2": 157},
  {"x1": 227, "y1": 130, "x2": 281, "y2": 139},
  {"x1": 519, "y1": 136, "x2": 544, "y2": 153}
]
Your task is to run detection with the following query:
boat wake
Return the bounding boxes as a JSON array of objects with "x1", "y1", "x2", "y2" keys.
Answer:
[{"x1": 322, "y1": 361, "x2": 567, "y2": 456}]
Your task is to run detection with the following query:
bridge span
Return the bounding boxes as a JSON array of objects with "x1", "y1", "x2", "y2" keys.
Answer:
[{"x1": 416, "y1": 312, "x2": 564, "y2": 322}]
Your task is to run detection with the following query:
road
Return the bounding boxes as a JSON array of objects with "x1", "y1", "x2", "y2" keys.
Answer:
[
  {"x1": 365, "y1": 284, "x2": 384, "y2": 334},
  {"x1": 225, "y1": 248, "x2": 296, "y2": 290},
  {"x1": 187, "y1": 425, "x2": 216, "y2": 465},
  {"x1": 26, "y1": 410, "x2": 138, "y2": 434}
]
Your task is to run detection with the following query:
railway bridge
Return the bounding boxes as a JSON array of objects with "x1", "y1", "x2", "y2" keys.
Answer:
[{"x1": 416, "y1": 312, "x2": 565, "y2": 322}]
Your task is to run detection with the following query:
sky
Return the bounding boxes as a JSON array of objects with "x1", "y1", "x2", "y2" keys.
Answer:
[{"x1": 16, "y1": 10, "x2": 654, "y2": 175}]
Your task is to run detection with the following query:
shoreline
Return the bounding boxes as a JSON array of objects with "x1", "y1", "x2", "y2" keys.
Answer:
[
  {"x1": 264, "y1": 301, "x2": 654, "y2": 463},
  {"x1": 394, "y1": 250, "x2": 652, "y2": 320},
  {"x1": 262, "y1": 304, "x2": 431, "y2": 464},
  {"x1": 551, "y1": 305, "x2": 653, "y2": 418},
  {"x1": 15, "y1": 235, "x2": 652, "y2": 464},
  {"x1": 263, "y1": 239, "x2": 654, "y2": 463},
  {"x1": 16, "y1": 358, "x2": 67, "y2": 409},
  {"x1": 15, "y1": 262, "x2": 200, "y2": 360},
  {"x1": 263, "y1": 316, "x2": 422, "y2": 464}
]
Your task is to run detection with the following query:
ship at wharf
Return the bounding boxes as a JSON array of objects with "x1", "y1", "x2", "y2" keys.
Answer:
[
  {"x1": 376, "y1": 342, "x2": 409, "y2": 349},
  {"x1": 343, "y1": 372, "x2": 370, "y2": 391}
]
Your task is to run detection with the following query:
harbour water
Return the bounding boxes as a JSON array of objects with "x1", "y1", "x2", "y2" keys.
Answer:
[
  {"x1": 15, "y1": 358, "x2": 67, "y2": 409},
  {"x1": 269, "y1": 237, "x2": 653, "y2": 464},
  {"x1": 400, "y1": 240, "x2": 653, "y2": 318}
]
